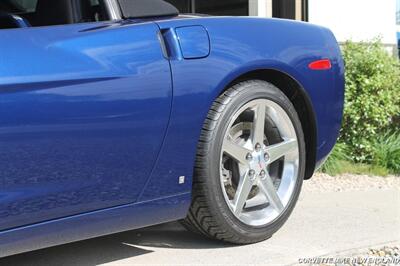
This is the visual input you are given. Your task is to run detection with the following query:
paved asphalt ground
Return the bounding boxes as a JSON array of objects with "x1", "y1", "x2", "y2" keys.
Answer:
[{"x1": 1, "y1": 177, "x2": 399, "y2": 266}]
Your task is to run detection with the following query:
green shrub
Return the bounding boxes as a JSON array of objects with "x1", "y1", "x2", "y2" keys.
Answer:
[
  {"x1": 320, "y1": 143, "x2": 349, "y2": 176},
  {"x1": 371, "y1": 131, "x2": 400, "y2": 174},
  {"x1": 341, "y1": 39, "x2": 400, "y2": 162}
]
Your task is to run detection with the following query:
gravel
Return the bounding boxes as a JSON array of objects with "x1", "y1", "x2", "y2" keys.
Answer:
[
  {"x1": 311, "y1": 245, "x2": 400, "y2": 266},
  {"x1": 365, "y1": 246, "x2": 400, "y2": 265},
  {"x1": 303, "y1": 173, "x2": 400, "y2": 193}
]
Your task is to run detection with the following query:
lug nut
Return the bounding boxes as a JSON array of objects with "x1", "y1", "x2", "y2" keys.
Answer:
[
  {"x1": 255, "y1": 143, "x2": 262, "y2": 151},
  {"x1": 260, "y1": 170, "x2": 266, "y2": 178},
  {"x1": 264, "y1": 152, "x2": 270, "y2": 162},
  {"x1": 246, "y1": 153, "x2": 253, "y2": 161}
]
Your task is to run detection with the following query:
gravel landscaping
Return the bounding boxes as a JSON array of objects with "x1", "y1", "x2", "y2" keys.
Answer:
[
  {"x1": 303, "y1": 173, "x2": 400, "y2": 193},
  {"x1": 310, "y1": 245, "x2": 400, "y2": 266}
]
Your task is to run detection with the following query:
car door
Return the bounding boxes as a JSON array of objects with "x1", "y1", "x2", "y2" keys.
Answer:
[{"x1": 0, "y1": 9, "x2": 172, "y2": 230}]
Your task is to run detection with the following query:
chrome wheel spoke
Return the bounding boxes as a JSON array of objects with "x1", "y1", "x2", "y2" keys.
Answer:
[
  {"x1": 252, "y1": 103, "x2": 266, "y2": 146},
  {"x1": 223, "y1": 139, "x2": 251, "y2": 165},
  {"x1": 258, "y1": 174, "x2": 284, "y2": 212},
  {"x1": 265, "y1": 138, "x2": 298, "y2": 164},
  {"x1": 232, "y1": 171, "x2": 254, "y2": 215}
]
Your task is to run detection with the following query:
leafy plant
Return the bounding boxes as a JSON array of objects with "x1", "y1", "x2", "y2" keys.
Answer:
[
  {"x1": 370, "y1": 131, "x2": 400, "y2": 174},
  {"x1": 341, "y1": 39, "x2": 400, "y2": 162},
  {"x1": 320, "y1": 143, "x2": 349, "y2": 176}
]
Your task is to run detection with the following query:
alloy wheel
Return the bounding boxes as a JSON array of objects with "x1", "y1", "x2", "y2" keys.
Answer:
[{"x1": 220, "y1": 99, "x2": 299, "y2": 227}]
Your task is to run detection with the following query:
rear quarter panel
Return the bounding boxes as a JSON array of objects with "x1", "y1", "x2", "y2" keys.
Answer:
[{"x1": 140, "y1": 17, "x2": 344, "y2": 200}]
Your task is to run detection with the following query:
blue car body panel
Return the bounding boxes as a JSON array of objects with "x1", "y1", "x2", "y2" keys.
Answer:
[
  {"x1": 0, "y1": 21, "x2": 173, "y2": 231},
  {"x1": 0, "y1": 16, "x2": 344, "y2": 257},
  {"x1": 140, "y1": 17, "x2": 344, "y2": 200},
  {"x1": 175, "y1": 25, "x2": 210, "y2": 59}
]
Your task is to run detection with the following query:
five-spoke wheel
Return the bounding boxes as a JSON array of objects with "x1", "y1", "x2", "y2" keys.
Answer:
[
  {"x1": 220, "y1": 99, "x2": 299, "y2": 226},
  {"x1": 182, "y1": 80, "x2": 305, "y2": 244}
]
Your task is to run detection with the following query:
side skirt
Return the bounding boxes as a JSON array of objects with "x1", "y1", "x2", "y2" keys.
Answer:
[{"x1": 0, "y1": 192, "x2": 191, "y2": 258}]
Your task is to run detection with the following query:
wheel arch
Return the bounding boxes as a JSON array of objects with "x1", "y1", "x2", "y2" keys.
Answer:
[{"x1": 218, "y1": 69, "x2": 317, "y2": 179}]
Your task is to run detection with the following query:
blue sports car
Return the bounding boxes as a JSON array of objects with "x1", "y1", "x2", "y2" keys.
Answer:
[{"x1": 0, "y1": 0, "x2": 344, "y2": 257}]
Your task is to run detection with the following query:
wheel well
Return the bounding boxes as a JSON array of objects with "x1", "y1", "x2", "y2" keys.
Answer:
[{"x1": 225, "y1": 69, "x2": 317, "y2": 179}]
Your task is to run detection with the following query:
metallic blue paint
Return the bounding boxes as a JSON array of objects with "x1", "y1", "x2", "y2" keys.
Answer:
[
  {"x1": 140, "y1": 17, "x2": 344, "y2": 200},
  {"x1": 175, "y1": 26, "x2": 210, "y2": 59},
  {"x1": 0, "y1": 192, "x2": 190, "y2": 257},
  {"x1": 0, "y1": 15, "x2": 344, "y2": 257},
  {"x1": 0, "y1": 21, "x2": 173, "y2": 231}
]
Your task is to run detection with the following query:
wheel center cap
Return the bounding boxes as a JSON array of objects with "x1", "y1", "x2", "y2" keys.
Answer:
[{"x1": 249, "y1": 150, "x2": 266, "y2": 175}]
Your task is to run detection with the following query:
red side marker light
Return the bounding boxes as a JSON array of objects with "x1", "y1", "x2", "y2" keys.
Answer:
[{"x1": 308, "y1": 59, "x2": 332, "y2": 70}]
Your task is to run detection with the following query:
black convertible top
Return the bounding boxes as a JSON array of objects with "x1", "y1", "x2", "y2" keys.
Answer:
[{"x1": 117, "y1": 0, "x2": 179, "y2": 19}]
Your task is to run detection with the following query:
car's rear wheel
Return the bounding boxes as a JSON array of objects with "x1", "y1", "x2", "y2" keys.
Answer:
[{"x1": 182, "y1": 80, "x2": 306, "y2": 244}]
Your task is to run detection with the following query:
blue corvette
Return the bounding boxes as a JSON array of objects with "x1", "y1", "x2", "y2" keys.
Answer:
[{"x1": 0, "y1": 0, "x2": 344, "y2": 257}]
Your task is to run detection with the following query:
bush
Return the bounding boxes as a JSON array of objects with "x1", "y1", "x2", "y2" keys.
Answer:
[
  {"x1": 320, "y1": 143, "x2": 349, "y2": 176},
  {"x1": 341, "y1": 39, "x2": 400, "y2": 162},
  {"x1": 370, "y1": 131, "x2": 400, "y2": 174}
]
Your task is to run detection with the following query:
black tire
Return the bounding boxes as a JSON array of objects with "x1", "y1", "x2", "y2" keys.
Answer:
[{"x1": 182, "y1": 80, "x2": 306, "y2": 244}]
